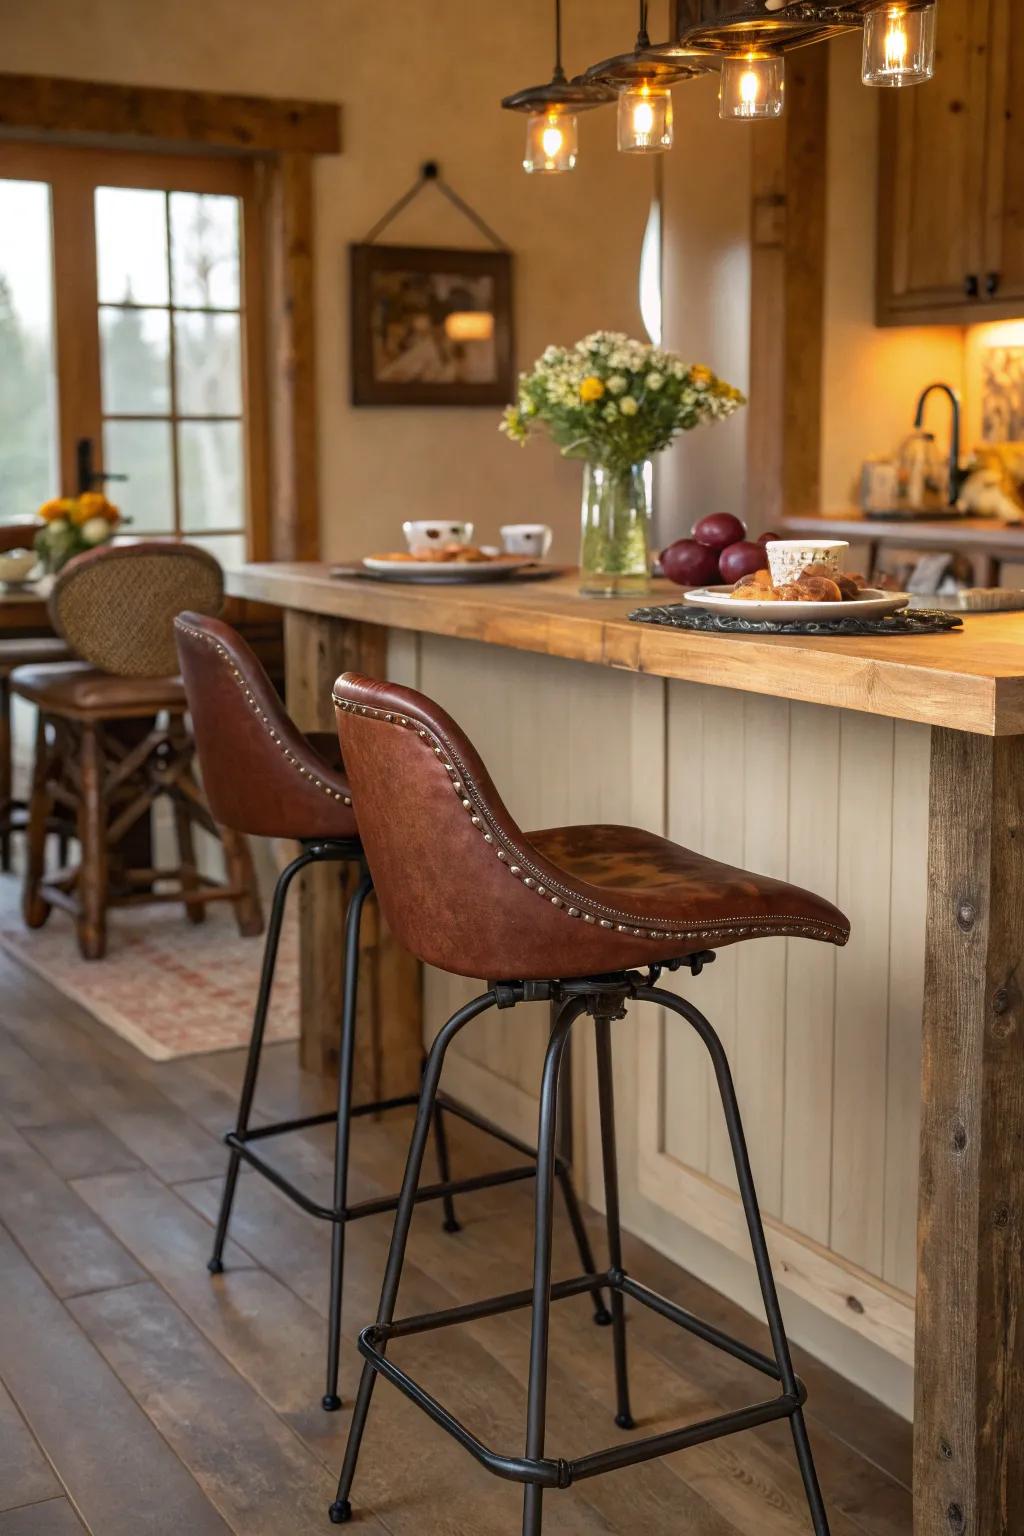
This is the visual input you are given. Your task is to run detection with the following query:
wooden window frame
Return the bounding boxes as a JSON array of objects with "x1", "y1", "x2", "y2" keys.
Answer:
[
  {"x1": 0, "y1": 71, "x2": 341, "y2": 562},
  {"x1": 0, "y1": 142, "x2": 267, "y2": 556}
]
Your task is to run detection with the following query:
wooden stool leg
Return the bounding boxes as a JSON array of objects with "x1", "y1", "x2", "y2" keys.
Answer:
[
  {"x1": 23, "y1": 713, "x2": 53, "y2": 929},
  {"x1": 77, "y1": 721, "x2": 109, "y2": 961},
  {"x1": 0, "y1": 675, "x2": 12, "y2": 873},
  {"x1": 173, "y1": 793, "x2": 206, "y2": 926},
  {"x1": 221, "y1": 823, "x2": 263, "y2": 938}
]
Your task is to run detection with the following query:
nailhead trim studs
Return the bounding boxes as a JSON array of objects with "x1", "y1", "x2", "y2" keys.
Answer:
[
  {"x1": 331, "y1": 690, "x2": 850, "y2": 949},
  {"x1": 176, "y1": 621, "x2": 351, "y2": 803}
]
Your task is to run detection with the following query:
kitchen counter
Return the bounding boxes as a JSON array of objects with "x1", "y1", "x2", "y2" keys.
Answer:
[
  {"x1": 228, "y1": 562, "x2": 1024, "y2": 735},
  {"x1": 228, "y1": 559, "x2": 1024, "y2": 1533},
  {"x1": 783, "y1": 509, "x2": 1024, "y2": 586}
]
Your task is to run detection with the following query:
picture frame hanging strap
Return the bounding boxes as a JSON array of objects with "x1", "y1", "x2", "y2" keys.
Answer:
[{"x1": 361, "y1": 161, "x2": 509, "y2": 251}]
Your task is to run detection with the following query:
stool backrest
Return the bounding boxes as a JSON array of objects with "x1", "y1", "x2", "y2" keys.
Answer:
[
  {"x1": 50, "y1": 542, "x2": 223, "y2": 677},
  {"x1": 333, "y1": 672, "x2": 585, "y2": 979},
  {"x1": 175, "y1": 611, "x2": 353, "y2": 839}
]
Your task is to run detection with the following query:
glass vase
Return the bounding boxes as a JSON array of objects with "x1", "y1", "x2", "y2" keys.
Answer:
[{"x1": 578, "y1": 460, "x2": 652, "y2": 597}]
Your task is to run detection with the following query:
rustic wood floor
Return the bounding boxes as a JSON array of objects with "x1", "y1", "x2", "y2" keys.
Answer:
[{"x1": 0, "y1": 947, "x2": 913, "y2": 1535}]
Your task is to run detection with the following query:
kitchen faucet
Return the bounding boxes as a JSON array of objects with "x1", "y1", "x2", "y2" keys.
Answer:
[{"x1": 913, "y1": 382, "x2": 962, "y2": 506}]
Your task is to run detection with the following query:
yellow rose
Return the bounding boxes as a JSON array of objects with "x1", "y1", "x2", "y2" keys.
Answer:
[
  {"x1": 690, "y1": 365, "x2": 712, "y2": 387},
  {"x1": 579, "y1": 375, "x2": 605, "y2": 403}
]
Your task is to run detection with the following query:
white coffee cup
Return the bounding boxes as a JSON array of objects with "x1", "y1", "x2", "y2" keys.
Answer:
[
  {"x1": 403, "y1": 520, "x2": 474, "y2": 553},
  {"x1": 500, "y1": 523, "x2": 553, "y2": 558},
  {"x1": 765, "y1": 538, "x2": 849, "y2": 587}
]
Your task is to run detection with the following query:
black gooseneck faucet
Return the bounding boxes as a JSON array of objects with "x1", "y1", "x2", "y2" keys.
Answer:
[{"x1": 913, "y1": 382, "x2": 962, "y2": 506}]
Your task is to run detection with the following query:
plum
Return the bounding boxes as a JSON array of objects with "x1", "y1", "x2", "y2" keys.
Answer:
[
  {"x1": 719, "y1": 540, "x2": 770, "y2": 583},
  {"x1": 660, "y1": 538, "x2": 721, "y2": 588},
  {"x1": 757, "y1": 530, "x2": 781, "y2": 545},
  {"x1": 692, "y1": 512, "x2": 746, "y2": 550}
]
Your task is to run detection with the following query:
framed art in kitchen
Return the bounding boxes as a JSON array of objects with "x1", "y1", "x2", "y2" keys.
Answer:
[{"x1": 350, "y1": 243, "x2": 514, "y2": 407}]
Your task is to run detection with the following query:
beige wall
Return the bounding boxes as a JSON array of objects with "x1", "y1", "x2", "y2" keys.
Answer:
[
  {"x1": 5, "y1": 0, "x2": 753, "y2": 563},
  {"x1": 659, "y1": 76, "x2": 752, "y2": 546},
  {"x1": 820, "y1": 33, "x2": 965, "y2": 512}
]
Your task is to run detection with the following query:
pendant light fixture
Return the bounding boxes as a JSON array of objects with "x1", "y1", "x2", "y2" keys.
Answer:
[
  {"x1": 583, "y1": 2, "x2": 711, "y2": 155},
  {"x1": 502, "y1": 0, "x2": 613, "y2": 174},
  {"x1": 673, "y1": 1, "x2": 937, "y2": 81},
  {"x1": 861, "y1": 4, "x2": 936, "y2": 86},
  {"x1": 719, "y1": 52, "x2": 785, "y2": 118}
]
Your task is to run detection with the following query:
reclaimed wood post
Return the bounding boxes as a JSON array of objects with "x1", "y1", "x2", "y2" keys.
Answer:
[
  {"x1": 283, "y1": 608, "x2": 422, "y2": 1095},
  {"x1": 917, "y1": 727, "x2": 1024, "y2": 1534}
]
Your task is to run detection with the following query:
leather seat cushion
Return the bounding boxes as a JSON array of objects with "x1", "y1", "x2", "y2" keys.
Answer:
[
  {"x1": 0, "y1": 637, "x2": 73, "y2": 674},
  {"x1": 525, "y1": 823, "x2": 848, "y2": 943},
  {"x1": 10, "y1": 661, "x2": 187, "y2": 715}
]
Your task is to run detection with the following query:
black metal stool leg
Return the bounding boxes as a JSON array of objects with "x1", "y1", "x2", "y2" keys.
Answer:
[
  {"x1": 430, "y1": 1096, "x2": 462, "y2": 1233},
  {"x1": 208, "y1": 848, "x2": 315, "y2": 1274},
  {"x1": 551, "y1": 1008, "x2": 612, "y2": 1326},
  {"x1": 593, "y1": 1013, "x2": 635, "y2": 1431},
  {"x1": 323, "y1": 864, "x2": 374, "y2": 1412},
  {"x1": 644, "y1": 985, "x2": 831, "y2": 1536},
  {"x1": 521, "y1": 999, "x2": 587, "y2": 1536},
  {"x1": 330, "y1": 988, "x2": 499, "y2": 1525},
  {"x1": 555, "y1": 1164, "x2": 612, "y2": 1325}
]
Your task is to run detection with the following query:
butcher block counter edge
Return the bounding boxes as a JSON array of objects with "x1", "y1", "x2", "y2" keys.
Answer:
[{"x1": 225, "y1": 563, "x2": 1024, "y2": 736}]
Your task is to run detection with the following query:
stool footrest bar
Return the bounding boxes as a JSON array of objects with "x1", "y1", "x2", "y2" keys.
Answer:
[
  {"x1": 356, "y1": 1316, "x2": 803, "y2": 1490},
  {"x1": 226, "y1": 1134, "x2": 539, "y2": 1223},
  {"x1": 619, "y1": 1275, "x2": 783, "y2": 1380},
  {"x1": 379, "y1": 1272, "x2": 612, "y2": 1341},
  {"x1": 567, "y1": 1392, "x2": 804, "y2": 1483},
  {"x1": 357, "y1": 1328, "x2": 565, "y2": 1488},
  {"x1": 239, "y1": 1093, "x2": 421, "y2": 1143}
]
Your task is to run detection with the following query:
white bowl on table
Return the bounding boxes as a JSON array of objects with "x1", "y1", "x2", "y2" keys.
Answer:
[{"x1": 0, "y1": 548, "x2": 39, "y2": 586}]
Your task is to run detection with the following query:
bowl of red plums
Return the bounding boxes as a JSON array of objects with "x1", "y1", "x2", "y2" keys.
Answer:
[{"x1": 659, "y1": 516, "x2": 910, "y2": 623}]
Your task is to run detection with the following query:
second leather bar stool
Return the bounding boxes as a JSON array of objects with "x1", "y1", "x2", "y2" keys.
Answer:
[
  {"x1": 174, "y1": 614, "x2": 611, "y2": 1413},
  {"x1": 328, "y1": 673, "x2": 850, "y2": 1535}
]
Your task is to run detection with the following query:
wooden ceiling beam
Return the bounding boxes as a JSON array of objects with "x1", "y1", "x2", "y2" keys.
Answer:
[{"x1": 0, "y1": 73, "x2": 340, "y2": 156}]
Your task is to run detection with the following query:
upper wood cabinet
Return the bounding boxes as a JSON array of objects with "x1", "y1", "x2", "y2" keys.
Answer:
[{"x1": 877, "y1": 0, "x2": 1024, "y2": 324}]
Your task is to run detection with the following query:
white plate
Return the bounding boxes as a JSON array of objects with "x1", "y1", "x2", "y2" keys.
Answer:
[
  {"x1": 682, "y1": 585, "x2": 911, "y2": 623},
  {"x1": 361, "y1": 556, "x2": 532, "y2": 580}
]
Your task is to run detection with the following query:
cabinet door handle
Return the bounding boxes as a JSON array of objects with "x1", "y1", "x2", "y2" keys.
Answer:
[
  {"x1": 964, "y1": 273, "x2": 980, "y2": 298},
  {"x1": 985, "y1": 271, "x2": 1001, "y2": 297}
]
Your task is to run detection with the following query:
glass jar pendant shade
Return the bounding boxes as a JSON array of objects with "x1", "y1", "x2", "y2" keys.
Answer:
[
  {"x1": 719, "y1": 54, "x2": 785, "y2": 119},
  {"x1": 524, "y1": 108, "x2": 578, "y2": 173},
  {"x1": 862, "y1": 4, "x2": 936, "y2": 86},
  {"x1": 618, "y1": 82, "x2": 673, "y2": 152},
  {"x1": 501, "y1": 0, "x2": 612, "y2": 173}
]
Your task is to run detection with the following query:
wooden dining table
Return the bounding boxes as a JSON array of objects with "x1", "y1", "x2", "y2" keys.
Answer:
[{"x1": 0, "y1": 582, "x2": 51, "y2": 635}]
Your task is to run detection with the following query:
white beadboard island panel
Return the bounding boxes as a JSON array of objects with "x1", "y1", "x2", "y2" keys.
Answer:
[{"x1": 392, "y1": 635, "x2": 929, "y2": 1410}]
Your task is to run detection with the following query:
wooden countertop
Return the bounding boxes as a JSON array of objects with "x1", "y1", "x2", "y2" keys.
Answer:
[{"x1": 226, "y1": 562, "x2": 1024, "y2": 737}]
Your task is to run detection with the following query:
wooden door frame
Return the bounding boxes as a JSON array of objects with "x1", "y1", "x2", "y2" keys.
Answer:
[
  {"x1": 0, "y1": 72, "x2": 341, "y2": 562},
  {"x1": 744, "y1": 49, "x2": 829, "y2": 530}
]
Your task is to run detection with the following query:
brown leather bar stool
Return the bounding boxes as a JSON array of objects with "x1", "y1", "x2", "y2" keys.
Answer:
[
  {"x1": 0, "y1": 635, "x2": 73, "y2": 870},
  {"x1": 174, "y1": 614, "x2": 611, "y2": 1414},
  {"x1": 328, "y1": 674, "x2": 850, "y2": 1535},
  {"x1": 11, "y1": 543, "x2": 261, "y2": 958}
]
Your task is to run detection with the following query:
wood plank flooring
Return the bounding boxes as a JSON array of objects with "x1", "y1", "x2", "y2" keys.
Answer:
[{"x1": 0, "y1": 947, "x2": 913, "y2": 1534}]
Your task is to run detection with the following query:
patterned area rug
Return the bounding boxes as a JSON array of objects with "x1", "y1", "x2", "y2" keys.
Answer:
[{"x1": 0, "y1": 874, "x2": 297, "y2": 1060}]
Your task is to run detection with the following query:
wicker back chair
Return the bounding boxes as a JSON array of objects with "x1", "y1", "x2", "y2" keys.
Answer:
[
  {"x1": 50, "y1": 542, "x2": 223, "y2": 677},
  {"x1": 10, "y1": 541, "x2": 259, "y2": 959}
]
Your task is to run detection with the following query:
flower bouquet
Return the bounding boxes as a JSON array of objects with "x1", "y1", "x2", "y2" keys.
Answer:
[
  {"x1": 35, "y1": 493, "x2": 125, "y2": 573},
  {"x1": 501, "y1": 332, "x2": 744, "y2": 595}
]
